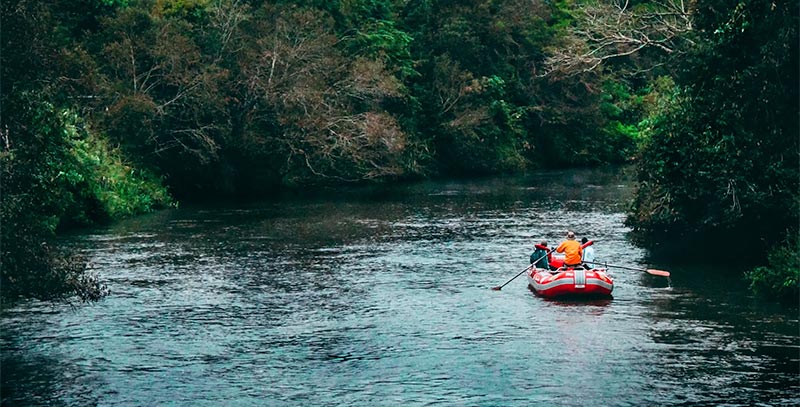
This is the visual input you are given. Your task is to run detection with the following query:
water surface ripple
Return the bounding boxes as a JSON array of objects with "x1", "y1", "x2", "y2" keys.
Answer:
[{"x1": 2, "y1": 169, "x2": 798, "y2": 406}]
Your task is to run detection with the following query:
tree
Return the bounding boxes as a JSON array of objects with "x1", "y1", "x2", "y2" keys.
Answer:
[
  {"x1": 96, "y1": 5, "x2": 226, "y2": 179},
  {"x1": 628, "y1": 0, "x2": 799, "y2": 257},
  {"x1": 0, "y1": 0, "x2": 170, "y2": 303},
  {"x1": 543, "y1": 0, "x2": 694, "y2": 78},
  {"x1": 230, "y1": 4, "x2": 413, "y2": 185},
  {"x1": 400, "y1": 0, "x2": 558, "y2": 173}
]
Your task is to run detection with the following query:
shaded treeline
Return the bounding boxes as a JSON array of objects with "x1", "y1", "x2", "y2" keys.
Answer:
[
  {"x1": 1, "y1": 0, "x2": 652, "y2": 302},
  {"x1": 1, "y1": 0, "x2": 796, "y2": 302},
  {"x1": 4, "y1": 0, "x2": 653, "y2": 196},
  {"x1": 628, "y1": 0, "x2": 799, "y2": 301}
]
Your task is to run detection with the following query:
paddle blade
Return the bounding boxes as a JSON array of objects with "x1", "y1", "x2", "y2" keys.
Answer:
[
  {"x1": 646, "y1": 269, "x2": 670, "y2": 277},
  {"x1": 491, "y1": 286, "x2": 502, "y2": 291}
]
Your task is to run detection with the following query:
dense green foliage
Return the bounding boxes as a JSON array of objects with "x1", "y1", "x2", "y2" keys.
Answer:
[
  {"x1": 745, "y1": 241, "x2": 800, "y2": 303},
  {"x1": 10, "y1": 0, "x2": 644, "y2": 195},
  {"x1": 629, "y1": 0, "x2": 798, "y2": 247},
  {"x1": 628, "y1": 0, "x2": 799, "y2": 297},
  {"x1": 1, "y1": 0, "x2": 796, "y2": 301},
  {"x1": 1, "y1": 0, "x2": 172, "y2": 302},
  {"x1": 0, "y1": 93, "x2": 171, "y2": 303}
]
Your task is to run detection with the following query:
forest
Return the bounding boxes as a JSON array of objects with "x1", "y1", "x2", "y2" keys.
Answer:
[{"x1": 1, "y1": 0, "x2": 797, "y2": 303}]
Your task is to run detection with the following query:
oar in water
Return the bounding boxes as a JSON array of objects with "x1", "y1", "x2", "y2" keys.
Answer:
[
  {"x1": 491, "y1": 248, "x2": 554, "y2": 291},
  {"x1": 586, "y1": 261, "x2": 670, "y2": 277}
]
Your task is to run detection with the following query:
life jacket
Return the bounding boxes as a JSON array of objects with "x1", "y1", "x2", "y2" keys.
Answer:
[{"x1": 532, "y1": 244, "x2": 558, "y2": 269}]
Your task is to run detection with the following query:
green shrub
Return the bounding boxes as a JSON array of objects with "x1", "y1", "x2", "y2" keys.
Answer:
[
  {"x1": 745, "y1": 242, "x2": 800, "y2": 303},
  {"x1": 627, "y1": 0, "x2": 799, "y2": 253},
  {"x1": 1, "y1": 94, "x2": 171, "y2": 303},
  {"x1": 60, "y1": 109, "x2": 173, "y2": 223}
]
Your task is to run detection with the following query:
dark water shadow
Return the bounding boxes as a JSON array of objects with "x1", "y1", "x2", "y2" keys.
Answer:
[{"x1": 1, "y1": 342, "x2": 101, "y2": 407}]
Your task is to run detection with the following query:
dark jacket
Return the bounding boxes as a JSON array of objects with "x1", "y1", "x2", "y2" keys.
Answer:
[{"x1": 530, "y1": 247, "x2": 549, "y2": 269}]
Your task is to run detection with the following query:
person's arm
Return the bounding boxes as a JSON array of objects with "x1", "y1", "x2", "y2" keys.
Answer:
[{"x1": 556, "y1": 242, "x2": 566, "y2": 253}]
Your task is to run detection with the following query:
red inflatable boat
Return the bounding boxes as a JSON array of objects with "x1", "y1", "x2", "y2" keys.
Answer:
[{"x1": 527, "y1": 266, "x2": 614, "y2": 298}]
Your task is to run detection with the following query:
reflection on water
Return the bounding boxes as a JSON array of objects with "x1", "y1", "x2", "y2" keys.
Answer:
[{"x1": 2, "y1": 168, "x2": 798, "y2": 406}]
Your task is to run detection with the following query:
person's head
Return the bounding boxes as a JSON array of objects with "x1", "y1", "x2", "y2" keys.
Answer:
[
  {"x1": 566, "y1": 231, "x2": 575, "y2": 240},
  {"x1": 581, "y1": 237, "x2": 588, "y2": 244},
  {"x1": 540, "y1": 240, "x2": 548, "y2": 246}
]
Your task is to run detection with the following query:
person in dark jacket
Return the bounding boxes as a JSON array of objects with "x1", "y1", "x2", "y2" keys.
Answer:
[{"x1": 530, "y1": 241, "x2": 551, "y2": 270}]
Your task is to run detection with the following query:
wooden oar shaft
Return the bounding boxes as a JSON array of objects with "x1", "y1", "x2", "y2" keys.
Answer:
[
  {"x1": 491, "y1": 264, "x2": 533, "y2": 291},
  {"x1": 491, "y1": 248, "x2": 553, "y2": 291}
]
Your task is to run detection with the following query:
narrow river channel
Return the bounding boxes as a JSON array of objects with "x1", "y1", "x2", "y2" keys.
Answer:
[{"x1": 2, "y1": 168, "x2": 798, "y2": 406}]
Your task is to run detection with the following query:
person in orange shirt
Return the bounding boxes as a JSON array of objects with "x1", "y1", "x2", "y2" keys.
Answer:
[{"x1": 556, "y1": 231, "x2": 583, "y2": 267}]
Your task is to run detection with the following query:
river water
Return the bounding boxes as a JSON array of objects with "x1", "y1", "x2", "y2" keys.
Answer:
[{"x1": 2, "y1": 168, "x2": 798, "y2": 406}]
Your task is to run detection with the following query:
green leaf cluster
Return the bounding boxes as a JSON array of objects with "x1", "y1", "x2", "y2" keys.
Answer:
[
  {"x1": 745, "y1": 241, "x2": 800, "y2": 303},
  {"x1": 8, "y1": 0, "x2": 797, "y2": 302},
  {"x1": 1, "y1": 92, "x2": 171, "y2": 303},
  {"x1": 628, "y1": 0, "x2": 799, "y2": 264},
  {"x1": 6, "y1": 0, "x2": 653, "y2": 194}
]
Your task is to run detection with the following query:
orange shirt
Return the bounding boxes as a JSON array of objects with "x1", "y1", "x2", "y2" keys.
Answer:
[{"x1": 556, "y1": 239, "x2": 583, "y2": 265}]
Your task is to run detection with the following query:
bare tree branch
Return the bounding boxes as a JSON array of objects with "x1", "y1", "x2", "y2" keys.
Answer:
[{"x1": 543, "y1": 0, "x2": 695, "y2": 78}]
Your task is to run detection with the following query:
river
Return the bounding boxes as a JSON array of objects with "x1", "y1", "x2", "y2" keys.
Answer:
[{"x1": 2, "y1": 168, "x2": 798, "y2": 406}]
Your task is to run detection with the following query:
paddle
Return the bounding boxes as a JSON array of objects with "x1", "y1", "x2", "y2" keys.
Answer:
[
  {"x1": 492, "y1": 239, "x2": 597, "y2": 291},
  {"x1": 491, "y1": 248, "x2": 554, "y2": 291},
  {"x1": 586, "y1": 261, "x2": 670, "y2": 277}
]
